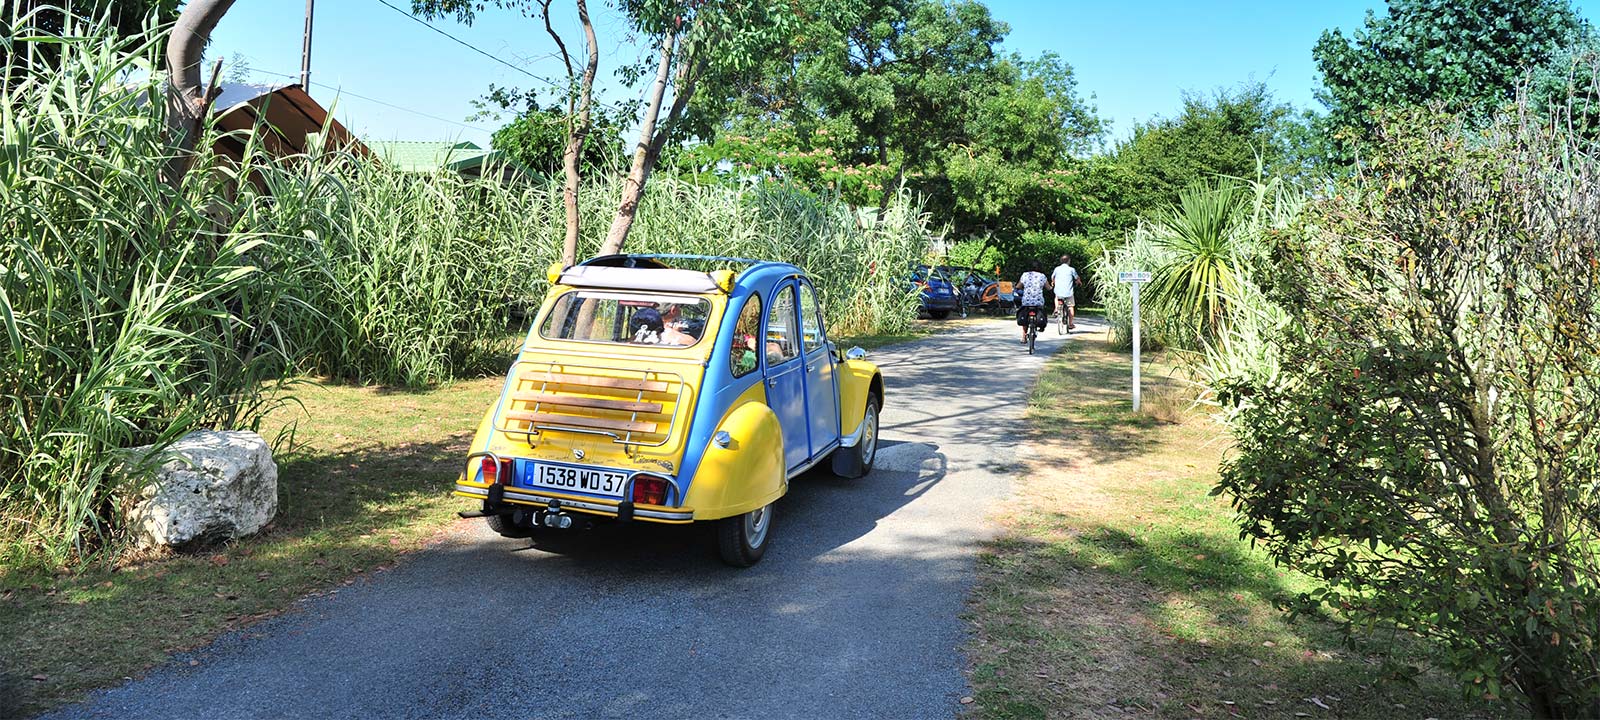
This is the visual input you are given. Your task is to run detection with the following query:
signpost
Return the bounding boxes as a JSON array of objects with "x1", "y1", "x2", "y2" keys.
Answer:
[{"x1": 1118, "y1": 271, "x2": 1152, "y2": 411}]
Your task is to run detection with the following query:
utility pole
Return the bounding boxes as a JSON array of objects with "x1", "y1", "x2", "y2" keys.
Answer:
[{"x1": 299, "y1": 0, "x2": 315, "y2": 90}]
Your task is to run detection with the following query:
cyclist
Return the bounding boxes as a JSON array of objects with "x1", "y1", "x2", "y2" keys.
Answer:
[
  {"x1": 1048, "y1": 254, "x2": 1083, "y2": 331},
  {"x1": 1015, "y1": 264, "x2": 1048, "y2": 344}
]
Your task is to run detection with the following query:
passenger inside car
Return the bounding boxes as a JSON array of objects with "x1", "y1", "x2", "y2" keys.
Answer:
[{"x1": 658, "y1": 303, "x2": 699, "y2": 346}]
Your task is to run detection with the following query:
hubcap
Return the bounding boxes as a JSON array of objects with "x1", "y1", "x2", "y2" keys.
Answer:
[
  {"x1": 745, "y1": 504, "x2": 771, "y2": 547},
  {"x1": 860, "y1": 403, "x2": 878, "y2": 465}
]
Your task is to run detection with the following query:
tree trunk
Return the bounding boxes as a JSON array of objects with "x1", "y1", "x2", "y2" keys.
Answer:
[
  {"x1": 558, "y1": 0, "x2": 599, "y2": 266},
  {"x1": 539, "y1": 0, "x2": 598, "y2": 267},
  {"x1": 599, "y1": 31, "x2": 678, "y2": 256},
  {"x1": 163, "y1": 0, "x2": 237, "y2": 186}
]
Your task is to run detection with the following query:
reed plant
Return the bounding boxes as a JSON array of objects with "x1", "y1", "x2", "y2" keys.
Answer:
[
  {"x1": 1, "y1": 17, "x2": 924, "y2": 568},
  {"x1": 0, "y1": 18, "x2": 298, "y2": 567}
]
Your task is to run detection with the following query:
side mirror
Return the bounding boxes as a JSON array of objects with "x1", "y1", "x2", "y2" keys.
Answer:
[{"x1": 845, "y1": 346, "x2": 868, "y2": 361}]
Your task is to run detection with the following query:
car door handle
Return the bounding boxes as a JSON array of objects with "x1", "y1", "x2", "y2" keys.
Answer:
[{"x1": 767, "y1": 378, "x2": 779, "y2": 387}]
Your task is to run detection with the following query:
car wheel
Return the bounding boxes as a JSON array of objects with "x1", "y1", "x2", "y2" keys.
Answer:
[
  {"x1": 717, "y1": 502, "x2": 773, "y2": 567},
  {"x1": 831, "y1": 394, "x2": 880, "y2": 479},
  {"x1": 929, "y1": 310, "x2": 950, "y2": 320},
  {"x1": 485, "y1": 511, "x2": 534, "y2": 539}
]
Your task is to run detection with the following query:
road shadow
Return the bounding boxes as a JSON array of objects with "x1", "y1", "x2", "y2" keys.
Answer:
[{"x1": 491, "y1": 439, "x2": 950, "y2": 570}]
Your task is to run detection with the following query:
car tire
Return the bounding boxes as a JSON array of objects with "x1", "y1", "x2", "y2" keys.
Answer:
[
  {"x1": 717, "y1": 502, "x2": 773, "y2": 567},
  {"x1": 485, "y1": 511, "x2": 534, "y2": 539},
  {"x1": 830, "y1": 394, "x2": 880, "y2": 479},
  {"x1": 930, "y1": 310, "x2": 950, "y2": 320}
]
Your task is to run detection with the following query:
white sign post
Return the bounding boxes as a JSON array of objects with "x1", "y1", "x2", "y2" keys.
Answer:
[{"x1": 1118, "y1": 271, "x2": 1152, "y2": 411}]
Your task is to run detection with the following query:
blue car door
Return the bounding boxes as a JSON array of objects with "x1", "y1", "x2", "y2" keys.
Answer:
[
  {"x1": 763, "y1": 281, "x2": 810, "y2": 470},
  {"x1": 798, "y1": 281, "x2": 839, "y2": 457}
]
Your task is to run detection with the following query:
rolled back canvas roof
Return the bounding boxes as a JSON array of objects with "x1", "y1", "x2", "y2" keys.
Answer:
[{"x1": 558, "y1": 265, "x2": 722, "y2": 294}]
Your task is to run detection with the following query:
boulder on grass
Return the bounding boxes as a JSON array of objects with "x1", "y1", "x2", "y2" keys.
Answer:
[{"x1": 129, "y1": 430, "x2": 278, "y2": 550}]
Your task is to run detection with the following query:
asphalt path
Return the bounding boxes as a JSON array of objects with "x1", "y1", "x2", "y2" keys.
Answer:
[{"x1": 45, "y1": 315, "x2": 1100, "y2": 720}]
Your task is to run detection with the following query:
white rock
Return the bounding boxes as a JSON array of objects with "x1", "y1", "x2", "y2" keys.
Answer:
[{"x1": 128, "y1": 430, "x2": 278, "y2": 549}]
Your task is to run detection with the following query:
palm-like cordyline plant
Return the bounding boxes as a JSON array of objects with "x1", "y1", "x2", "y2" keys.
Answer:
[{"x1": 1145, "y1": 179, "x2": 1251, "y2": 344}]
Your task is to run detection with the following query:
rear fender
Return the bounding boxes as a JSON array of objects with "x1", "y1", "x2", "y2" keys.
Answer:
[{"x1": 681, "y1": 399, "x2": 785, "y2": 520}]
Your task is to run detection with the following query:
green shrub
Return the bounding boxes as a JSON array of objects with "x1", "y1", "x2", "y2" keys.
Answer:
[
  {"x1": 1212, "y1": 106, "x2": 1600, "y2": 717},
  {"x1": 1089, "y1": 230, "x2": 1171, "y2": 351}
]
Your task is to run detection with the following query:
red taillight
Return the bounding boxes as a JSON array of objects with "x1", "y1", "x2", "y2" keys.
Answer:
[
  {"x1": 480, "y1": 456, "x2": 508, "y2": 485},
  {"x1": 631, "y1": 474, "x2": 670, "y2": 506}
]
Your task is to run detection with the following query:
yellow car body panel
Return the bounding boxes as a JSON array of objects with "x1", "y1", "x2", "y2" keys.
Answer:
[
  {"x1": 462, "y1": 284, "x2": 724, "y2": 479},
  {"x1": 837, "y1": 358, "x2": 884, "y2": 437},
  {"x1": 679, "y1": 384, "x2": 785, "y2": 520}
]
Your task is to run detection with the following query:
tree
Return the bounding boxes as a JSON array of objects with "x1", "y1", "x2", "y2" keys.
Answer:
[
  {"x1": 1213, "y1": 106, "x2": 1600, "y2": 717},
  {"x1": 1111, "y1": 83, "x2": 1300, "y2": 219},
  {"x1": 597, "y1": 0, "x2": 800, "y2": 255},
  {"x1": 413, "y1": 0, "x2": 601, "y2": 266},
  {"x1": 164, "y1": 0, "x2": 236, "y2": 185},
  {"x1": 489, "y1": 103, "x2": 624, "y2": 178},
  {"x1": 683, "y1": 0, "x2": 1107, "y2": 244},
  {"x1": 1313, "y1": 0, "x2": 1585, "y2": 163}
]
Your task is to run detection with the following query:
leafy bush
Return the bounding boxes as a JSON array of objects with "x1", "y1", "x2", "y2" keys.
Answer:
[
  {"x1": 1212, "y1": 106, "x2": 1600, "y2": 717},
  {"x1": 943, "y1": 238, "x2": 1005, "y2": 276},
  {"x1": 610, "y1": 179, "x2": 927, "y2": 337}
]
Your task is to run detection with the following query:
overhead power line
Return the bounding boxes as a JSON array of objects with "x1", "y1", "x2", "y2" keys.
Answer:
[
  {"x1": 244, "y1": 66, "x2": 494, "y2": 134},
  {"x1": 370, "y1": 0, "x2": 626, "y2": 114}
]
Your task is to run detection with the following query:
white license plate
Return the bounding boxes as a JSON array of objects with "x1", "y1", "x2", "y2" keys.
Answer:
[{"x1": 521, "y1": 462, "x2": 629, "y2": 498}]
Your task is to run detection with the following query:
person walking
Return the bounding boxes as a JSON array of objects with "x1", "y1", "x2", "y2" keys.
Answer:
[{"x1": 1048, "y1": 254, "x2": 1083, "y2": 331}]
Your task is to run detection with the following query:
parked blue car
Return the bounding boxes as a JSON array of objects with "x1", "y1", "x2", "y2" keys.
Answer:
[{"x1": 911, "y1": 265, "x2": 963, "y2": 319}]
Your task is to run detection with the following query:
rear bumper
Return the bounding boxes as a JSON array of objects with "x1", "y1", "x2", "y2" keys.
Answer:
[
  {"x1": 454, "y1": 483, "x2": 694, "y2": 524},
  {"x1": 919, "y1": 295, "x2": 961, "y2": 311}
]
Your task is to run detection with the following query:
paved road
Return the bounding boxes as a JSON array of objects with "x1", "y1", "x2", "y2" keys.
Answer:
[{"x1": 47, "y1": 317, "x2": 1096, "y2": 720}]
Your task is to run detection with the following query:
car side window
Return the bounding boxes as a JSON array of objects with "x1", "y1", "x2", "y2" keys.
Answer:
[
  {"x1": 765, "y1": 285, "x2": 799, "y2": 365},
  {"x1": 729, "y1": 293, "x2": 762, "y2": 378},
  {"x1": 799, "y1": 282, "x2": 825, "y2": 354}
]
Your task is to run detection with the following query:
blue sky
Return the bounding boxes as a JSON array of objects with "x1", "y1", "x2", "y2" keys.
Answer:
[{"x1": 210, "y1": 0, "x2": 1600, "y2": 149}]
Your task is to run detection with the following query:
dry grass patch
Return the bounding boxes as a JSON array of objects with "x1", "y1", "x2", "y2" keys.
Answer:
[{"x1": 965, "y1": 333, "x2": 1514, "y2": 719}]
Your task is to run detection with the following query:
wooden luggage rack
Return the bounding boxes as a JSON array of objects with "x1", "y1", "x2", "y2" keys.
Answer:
[{"x1": 493, "y1": 362, "x2": 685, "y2": 447}]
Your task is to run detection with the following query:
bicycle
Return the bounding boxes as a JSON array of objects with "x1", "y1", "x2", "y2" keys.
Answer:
[
  {"x1": 1021, "y1": 306, "x2": 1041, "y2": 355},
  {"x1": 1054, "y1": 299, "x2": 1073, "y2": 335}
]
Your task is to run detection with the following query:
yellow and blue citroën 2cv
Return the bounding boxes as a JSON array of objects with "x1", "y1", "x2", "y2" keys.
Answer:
[{"x1": 454, "y1": 254, "x2": 884, "y2": 566}]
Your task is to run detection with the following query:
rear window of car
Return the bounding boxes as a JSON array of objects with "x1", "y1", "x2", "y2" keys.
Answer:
[{"x1": 540, "y1": 291, "x2": 711, "y2": 348}]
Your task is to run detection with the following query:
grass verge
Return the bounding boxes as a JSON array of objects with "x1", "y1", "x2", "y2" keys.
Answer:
[
  {"x1": 0, "y1": 377, "x2": 502, "y2": 717},
  {"x1": 964, "y1": 333, "x2": 1514, "y2": 719}
]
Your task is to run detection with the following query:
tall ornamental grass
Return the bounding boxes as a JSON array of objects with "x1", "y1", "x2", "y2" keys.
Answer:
[
  {"x1": 0, "y1": 20, "x2": 297, "y2": 566},
  {"x1": 2, "y1": 18, "x2": 924, "y2": 568},
  {"x1": 608, "y1": 179, "x2": 926, "y2": 337}
]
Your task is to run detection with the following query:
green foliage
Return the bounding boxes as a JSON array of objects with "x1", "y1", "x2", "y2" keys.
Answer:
[
  {"x1": 1, "y1": 21, "x2": 924, "y2": 569},
  {"x1": 944, "y1": 238, "x2": 1005, "y2": 275},
  {"x1": 1090, "y1": 231, "x2": 1173, "y2": 352},
  {"x1": 1212, "y1": 107, "x2": 1600, "y2": 717},
  {"x1": 0, "y1": 24, "x2": 294, "y2": 566},
  {"x1": 689, "y1": 0, "x2": 1107, "y2": 245},
  {"x1": 1313, "y1": 0, "x2": 1586, "y2": 163},
  {"x1": 1112, "y1": 83, "x2": 1305, "y2": 217},
  {"x1": 0, "y1": 0, "x2": 176, "y2": 69},
  {"x1": 1143, "y1": 181, "x2": 1254, "y2": 343},
  {"x1": 489, "y1": 104, "x2": 626, "y2": 179}
]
